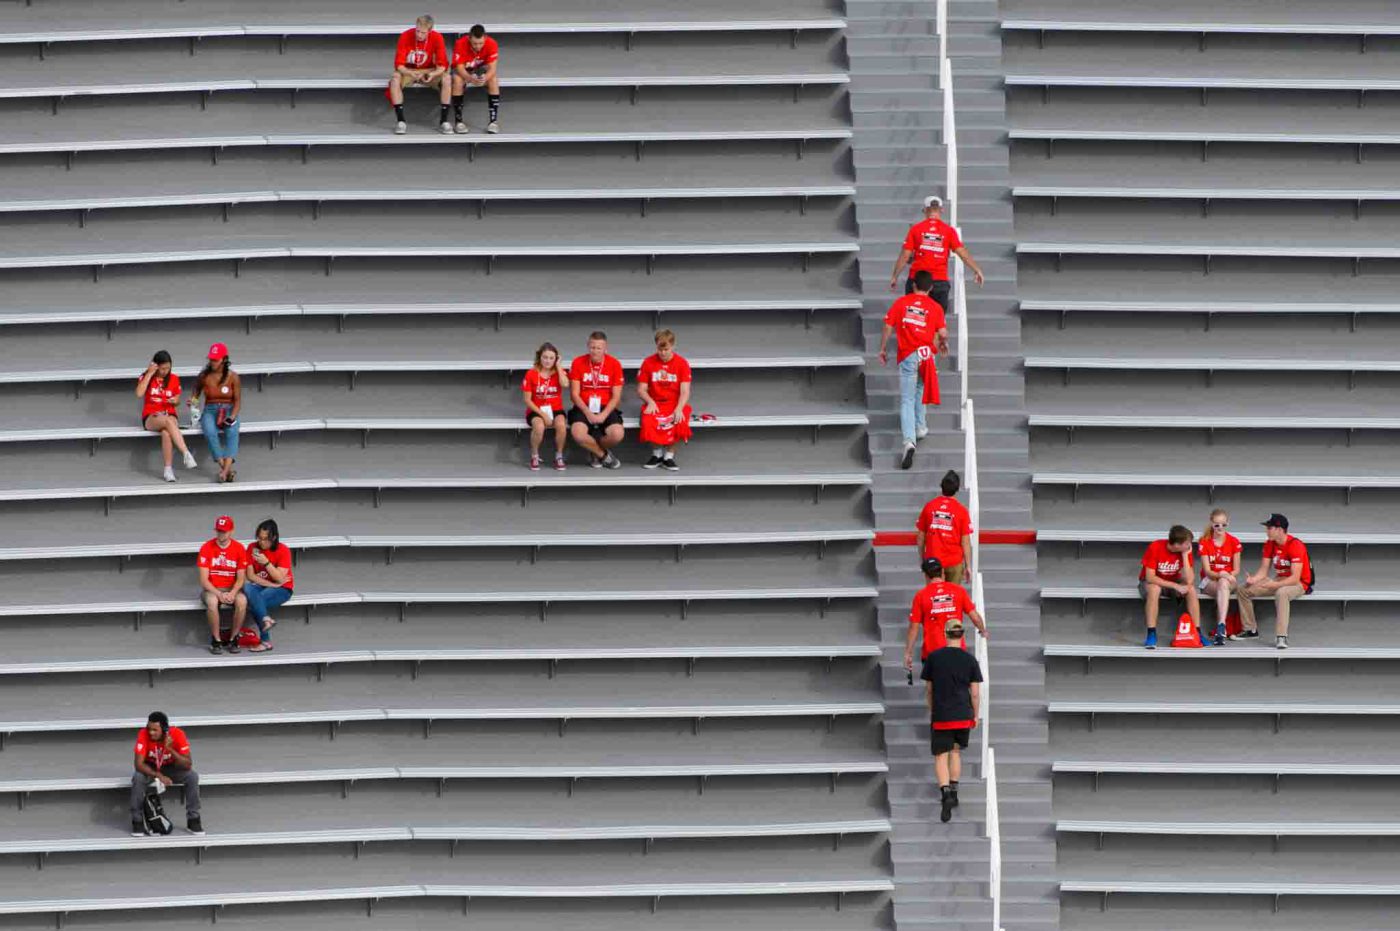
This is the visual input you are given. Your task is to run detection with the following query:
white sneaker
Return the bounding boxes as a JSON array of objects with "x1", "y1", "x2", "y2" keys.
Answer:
[
  {"x1": 1276, "y1": 636, "x2": 1289, "y2": 650},
  {"x1": 454, "y1": 121, "x2": 469, "y2": 134},
  {"x1": 182, "y1": 451, "x2": 198, "y2": 469},
  {"x1": 485, "y1": 120, "x2": 499, "y2": 134},
  {"x1": 439, "y1": 121, "x2": 453, "y2": 135},
  {"x1": 393, "y1": 121, "x2": 407, "y2": 135},
  {"x1": 162, "y1": 467, "x2": 176, "y2": 483},
  {"x1": 915, "y1": 425, "x2": 929, "y2": 440}
]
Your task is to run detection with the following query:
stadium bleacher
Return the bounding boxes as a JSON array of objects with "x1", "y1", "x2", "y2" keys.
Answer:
[
  {"x1": 1008, "y1": 0, "x2": 1400, "y2": 927},
  {"x1": 0, "y1": 1, "x2": 904, "y2": 927}
]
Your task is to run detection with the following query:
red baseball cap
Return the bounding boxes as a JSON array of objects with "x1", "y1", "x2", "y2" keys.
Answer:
[
  {"x1": 207, "y1": 342, "x2": 228, "y2": 360},
  {"x1": 214, "y1": 515, "x2": 234, "y2": 533}
]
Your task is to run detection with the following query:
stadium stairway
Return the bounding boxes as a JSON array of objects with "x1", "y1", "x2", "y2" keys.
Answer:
[
  {"x1": 0, "y1": 2, "x2": 898, "y2": 929},
  {"x1": 1003, "y1": 0, "x2": 1400, "y2": 928},
  {"x1": 848, "y1": 0, "x2": 1054, "y2": 928}
]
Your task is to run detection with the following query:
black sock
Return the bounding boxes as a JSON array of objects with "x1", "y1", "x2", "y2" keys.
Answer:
[
  {"x1": 488, "y1": 94, "x2": 500, "y2": 122},
  {"x1": 949, "y1": 781, "x2": 959, "y2": 791},
  {"x1": 393, "y1": 104, "x2": 405, "y2": 122},
  {"x1": 940, "y1": 785, "x2": 952, "y2": 799},
  {"x1": 439, "y1": 104, "x2": 450, "y2": 123},
  {"x1": 452, "y1": 95, "x2": 464, "y2": 121}
]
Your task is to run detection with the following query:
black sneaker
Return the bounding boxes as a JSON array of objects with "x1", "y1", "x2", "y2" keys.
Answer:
[
  {"x1": 950, "y1": 790, "x2": 960, "y2": 809},
  {"x1": 225, "y1": 639, "x2": 240, "y2": 654},
  {"x1": 187, "y1": 817, "x2": 205, "y2": 835},
  {"x1": 643, "y1": 455, "x2": 664, "y2": 469},
  {"x1": 940, "y1": 794, "x2": 953, "y2": 823},
  {"x1": 900, "y1": 445, "x2": 915, "y2": 470},
  {"x1": 208, "y1": 639, "x2": 223, "y2": 655},
  {"x1": 1230, "y1": 629, "x2": 1261, "y2": 641},
  {"x1": 602, "y1": 453, "x2": 622, "y2": 470},
  {"x1": 660, "y1": 457, "x2": 679, "y2": 472},
  {"x1": 588, "y1": 455, "x2": 603, "y2": 469},
  {"x1": 131, "y1": 820, "x2": 147, "y2": 837}
]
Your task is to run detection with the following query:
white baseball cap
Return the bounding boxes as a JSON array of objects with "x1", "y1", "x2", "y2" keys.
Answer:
[{"x1": 923, "y1": 195, "x2": 944, "y2": 209}]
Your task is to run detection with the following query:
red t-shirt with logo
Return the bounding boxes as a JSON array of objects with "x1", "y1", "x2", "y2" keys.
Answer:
[
  {"x1": 569, "y1": 354, "x2": 625, "y2": 412},
  {"x1": 395, "y1": 29, "x2": 448, "y2": 69},
  {"x1": 247, "y1": 542, "x2": 294, "y2": 591},
  {"x1": 452, "y1": 35, "x2": 499, "y2": 70},
  {"x1": 883, "y1": 293, "x2": 947, "y2": 362},
  {"x1": 909, "y1": 580, "x2": 975, "y2": 658},
  {"x1": 134, "y1": 726, "x2": 191, "y2": 770},
  {"x1": 140, "y1": 373, "x2": 181, "y2": 419},
  {"x1": 1139, "y1": 539, "x2": 1193, "y2": 583},
  {"x1": 1264, "y1": 535, "x2": 1313, "y2": 588},
  {"x1": 522, "y1": 368, "x2": 565, "y2": 416},
  {"x1": 916, "y1": 495, "x2": 972, "y2": 568},
  {"x1": 637, "y1": 353, "x2": 692, "y2": 408},
  {"x1": 198, "y1": 539, "x2": 248, "y2": 590},
  {"x1": 902, "y1": 218, "x2": 964, "y2": 279},
  {"x1": 1198, "y1": 533, "x2": 1242, "y2": 576}
]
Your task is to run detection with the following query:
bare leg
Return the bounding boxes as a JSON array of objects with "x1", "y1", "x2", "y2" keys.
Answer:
[
  {"x1": 529, "y1": 418, "x2": 545, "y2": 457},
  {"x1": 1183, "y1": 587, "x2": 1202, "y2": 627},
  {"x1": 571, "y1": 422, "x2": 605, "y2": 458},
  {"x1": 163, "y1": 417, "x2": 191, "y2": 456},
  {"x1": 1143, "y1": 583, "x2": 1161, "y2": 630},
  {"x1": 934, "y1": 752, "x2": 950, "y2": 788},
  {"x1": 388, "y1": 73, "x2": 405, "y2": 106},
  {"x1": 552, "y1": 416, "x2": 568, "y2": 454},
  {"x1": 202, "y1": 592, "x2": 222, "y2": 642},
  {"x1": 949, "y1": 745, "x2": 962, "y2": 784},
  {"x1": 598, "y1": 423, "x2": 625, "y2": 451}
]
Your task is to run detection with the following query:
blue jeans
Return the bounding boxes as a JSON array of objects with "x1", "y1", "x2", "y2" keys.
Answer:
[
  {"x1": 200, "y1": 404, "x2": 240, "y2": 460},
  {"x1": 897, "y1": 353, "x2": 928, "y2": 445},
  {"x1": 242, "y1": 584, "x2": 292, "y2": 641}
]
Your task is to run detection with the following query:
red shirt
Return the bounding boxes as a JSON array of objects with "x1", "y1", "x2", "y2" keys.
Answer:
[
  {"x1": 883, "y1": 293, "x2": 946, "y2": 362},
  {"x1": 452, "y1": 35, "x2": 499, "y2": 70},
  {"x1": 637, "y1": 353, "x2": 692, "y2": 408},
  {"x1": 140, "y1": 373, "x2": 180, "y2": 419},
  {"x1": 522, "y1": 368, "x2": 565, "y2": 416},
  {"x1": 1198, "y1": 533, "x2": 1242, "y2": 576},
  {"x1": 1264, "y1": 535, "x2": 1313, "y2": 588},
  {"x1": 569, "y1": 354, "x2": 625, "y2": 412},
  {"x1": 198, "y1": 539, "x2": 248, "y2": 590},
  {"x1": 909, "y1": 580, "x2": 975, "y2": 658},
  {"x1": 1139, "y1": 539, "x2": 1193, "y2": 583},
  {"x1": 395, "y1": 29, "x2": 448, "y2": 69},
  {"x1": 134, "y1": 726, "x2": 191, "y2": 770},
  {"x1": 902, "y1": 218, "x2": 963, "y2": 279},
  {"x1": 247, "y1": 542, "x2": 294, "y2": 591},
  {"x1": 916, "y1": 495, "x2": 972, "y2": 568}
]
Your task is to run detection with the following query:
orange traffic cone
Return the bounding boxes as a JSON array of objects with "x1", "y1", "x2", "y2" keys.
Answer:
[{"x1": 1169, "y1": 611, "x2": 1204, "y2": 649}]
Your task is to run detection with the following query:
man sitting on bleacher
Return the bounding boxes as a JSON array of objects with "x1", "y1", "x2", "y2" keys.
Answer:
[
  {"x1": 568, "y1": 332, "x2": 625, "y2": 470},
  {"x1": 1236, "y1": 513, "x2": 1314, "y2": 651},
  {"x1": 198, "y1": 515, "x2": 249, "y2": 655},
  {"x1": 1139, "y1": 525, "x2": 1206, "y2": 650},
  {"x1": 450, "y1": 24, "x2": 501, "y2": 134},
  {"x1": 130, "y1": 711, "x2": 202, "y2": 836},
  {"x1": 388, "y1": 15, "x2": 453, "y2": 135}
]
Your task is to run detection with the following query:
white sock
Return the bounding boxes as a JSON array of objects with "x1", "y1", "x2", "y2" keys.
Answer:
[
  {"x1": 653, "y1": 447, "x2": 665, "y2": 457},
  {"x1": 663, "y1": 449, "x2": 675, "y2": 460}
]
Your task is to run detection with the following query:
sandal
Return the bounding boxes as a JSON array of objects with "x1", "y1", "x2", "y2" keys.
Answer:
[
  {"x1": 262, "y1": 617, "x2": 277, "y2": 631},
  {"x1": 247, "y1": 642, "x2": 274, "y2": 653}
]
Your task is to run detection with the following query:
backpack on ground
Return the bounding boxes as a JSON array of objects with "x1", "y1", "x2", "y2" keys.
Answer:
[{"x1": 142, "y1": 787, "x2": 173, "y2": 835}]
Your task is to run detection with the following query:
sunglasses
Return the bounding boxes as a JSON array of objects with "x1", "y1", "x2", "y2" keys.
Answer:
[{"x1": 1212, "y1": 522, "x2": 1229, "y2": 529}]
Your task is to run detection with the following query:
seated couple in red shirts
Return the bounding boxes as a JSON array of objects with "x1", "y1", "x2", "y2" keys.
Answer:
[
  {"x1": 520, "y1": 330, "x2": 693, "y2": 473},
  {"x1": 197, "y1": 516, "x2": 294, "y2": 654}
]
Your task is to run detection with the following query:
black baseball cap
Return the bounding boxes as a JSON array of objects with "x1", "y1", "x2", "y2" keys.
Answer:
[
  {"x1": 921, "y1": 558, "x2": 944, "y2": 578},
  {"x1": 1261, "y1": 513, "x2": 1289, "y2": 530}
]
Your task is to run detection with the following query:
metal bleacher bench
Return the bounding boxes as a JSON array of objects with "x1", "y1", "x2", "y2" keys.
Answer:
[
  {"x1": 1005, "y1": 73, "x2": 1400, "y2": 92},
  {"x1": 0, "y1": 643, "x2": 882, "y2": 677},
  {"x1": 1057, "y1": 819, "x2": 1400, "y2": 837},
  {"x1": 1049, "y1": 700, "x2": 1400, "y2": 717},
  {"x1": 0, "y1": 297, "x2": 863, "y2": 327},
  {"x1": 0, "y1": 18, "x2": 849, "y2": 45},
  {"x1": 1025, "y1": 355, "x2": 1400, "y2": 374},
  {"x1": 0, "y1": 352, "x2": 866, "y2": 387},
  {"x1": 0, "y1": 879, "x2": 894, "y2": 918},
  {"x1": 0, "y1": 758, "x2": 889, "y2": 798},
  {"x1": 1037, "y1": 529, "x2": 1397, "y2": 546},
  {"x1": 1010, "y1": 127, "x2": 1400, "y2": 146},
  {"x1": 0, "y1": 410, "x2": 871, "y2": 446},
  {"x1": 0, "y1": 817, "x2": 892, "y2": 858},
  {"x1": 1029, "y1": 413, "x2": 1400, "y2": 431},
  {"x1": 1041, "y1": 585, "x2": 1392, "y2": 604},
  {"x1": 1054, "y1": 760, "x2": 1400, "y2": 777},
  {"x1": 1000, "y1": 13, "x2": 1400, "y2": 37},
  {"x1": 1013, "y1": 184, "x2": 1400, "y2": 202},
  {"x1": 1045, "y1": 644, "x2": 1400, "y2": 662},
  {"x1": 1034, "y1": 471, "x2": 1400, "y2": 491},
  {"x1": 1017, "y1": 242, "x2": 1400, "y2": 260},
  {"x1": 1060, "y1": 880, "x2": 1400, "y2": 897},
  {"x1": 1019, "y1": 299, "x2": 1400, "y2": 317}
]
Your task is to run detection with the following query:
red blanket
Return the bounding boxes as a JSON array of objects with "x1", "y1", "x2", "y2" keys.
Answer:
[
  {"x1": 919, "y1": 347, "x2": 940, "y2": 405},
  {"x1": 640, "y1": 404, "x2": 693, "y2": 446}
]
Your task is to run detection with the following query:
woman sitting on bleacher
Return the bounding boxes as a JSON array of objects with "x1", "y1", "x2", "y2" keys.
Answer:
[
  {"x1": 522, "y1": 342, "x2": 570, "y2": 471},
  {"x1": 135, "y1": 350, "x2": 198, "y2": 483},
  {"x1": 242, "y1": 519, "x2": 293, "y2": 653},
  {"x1": 191, "y1": 343, "x2": 242, "y2": 484}
]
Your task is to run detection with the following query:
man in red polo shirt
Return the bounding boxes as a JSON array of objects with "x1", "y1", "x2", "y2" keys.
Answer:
[
  {"x1": 887, "y1": 196, "x2": 986, "y2": 312},
  {"x1": 903, "y1": 558, "x2": 988, "y2": 673},
  {"x1": 568, "y1": 331, "x2": 625, "y2": 469},
  {"x1": 1238, "y1": 513, "x2": 1314, "y2": 650},
  {"x1": 450, "y1": 24, "x2": 502, "y2": 133},
  {"x1": 1139, "y1": 524, "x2": 1205, "y2": 650},
  {"x1": 387, "y1": 15, "x2": 452, "y2": 135},
  {"x1": 198, "y1": 515, "x2": 248, "y2": 655},
  {"x1": 879, "y1": 270, "x2": 949, "y2": 468}
]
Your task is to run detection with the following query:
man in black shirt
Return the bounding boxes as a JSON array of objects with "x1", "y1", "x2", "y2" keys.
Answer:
[{"x1": 921, "y1": 620, "x2": 983, "y2": 823}]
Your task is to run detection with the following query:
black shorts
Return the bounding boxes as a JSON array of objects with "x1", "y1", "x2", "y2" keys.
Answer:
[
  {"x1": 931, "y1": 727, "x2": 970, "y2": 755},
  {"x1": 905, "y1": 277, "x2": 952, "y2": 313},
  {"x1": 567, "y1": 407, "x2": 623, "y2": 438},
  {"x1": 526, "y1": 410, "x2": 566, "y2": 427}
]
